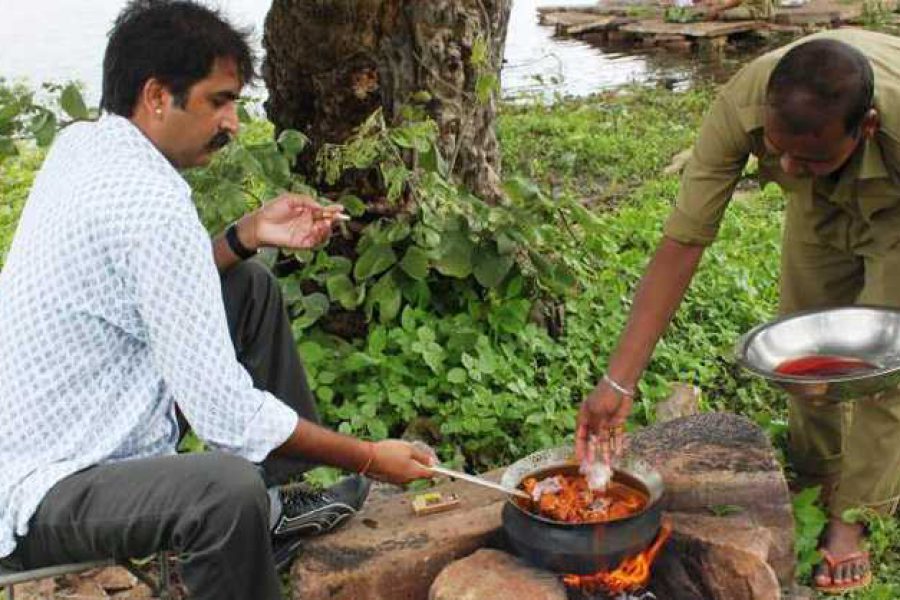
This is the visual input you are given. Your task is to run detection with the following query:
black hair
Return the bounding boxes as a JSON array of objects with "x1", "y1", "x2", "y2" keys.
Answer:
[
  {"x1": 101, "y1": 0, "x2": 255, "y2": 117},
  {"x1": 766, "y1": 38, "x2": 874, "y2": 136}
]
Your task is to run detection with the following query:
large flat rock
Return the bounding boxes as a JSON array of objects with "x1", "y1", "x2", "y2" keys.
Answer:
[
  {"x1": 290, "y1": 476, "x2": 507, "y2": 600},
  {"x1": 630, "y1": 412, "x2": 795, "y2": 584}
]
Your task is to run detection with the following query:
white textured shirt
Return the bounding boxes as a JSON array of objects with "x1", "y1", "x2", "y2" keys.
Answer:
[{"x1": 0, "y1": 115, "x2": 298, "y2": 558}]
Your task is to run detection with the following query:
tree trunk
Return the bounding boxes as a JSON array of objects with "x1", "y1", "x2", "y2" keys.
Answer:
[{"x1": 262, "y1": 0, "x2": 512, "y2": 202}]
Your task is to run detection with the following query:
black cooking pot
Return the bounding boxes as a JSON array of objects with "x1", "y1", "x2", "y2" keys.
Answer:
[{"x1": 500, "y1": 447, "x2": 664, "y2": 575}]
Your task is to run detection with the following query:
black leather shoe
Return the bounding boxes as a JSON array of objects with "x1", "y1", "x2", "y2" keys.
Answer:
[{"x1": 271, "y1": 474, "x2": 371, "y2": 538}]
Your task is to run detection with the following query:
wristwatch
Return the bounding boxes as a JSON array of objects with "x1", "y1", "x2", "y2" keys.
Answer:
[{"x1": 225, "y1": 222, "x2": 257, "y2": 260}]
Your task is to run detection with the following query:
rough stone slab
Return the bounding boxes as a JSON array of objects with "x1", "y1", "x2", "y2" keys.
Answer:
[
  {"x1": 653, "y1": 513, "x2": 781, "y2": 600},
  {"x1": 433, "y1": 514, "x2": 779, "y2": 600},
  {"x1": 630, "y1": 412, "x2": 795, "y2": 584},
  {"x1": 428, "y1": 549, "x2": 566, "y2": 600},
  {"x1": 290, "y1": 475, "x2": 507, "y2": 600}
]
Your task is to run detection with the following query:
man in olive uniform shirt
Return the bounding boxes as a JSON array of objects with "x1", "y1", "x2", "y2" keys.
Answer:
[{"x1": 576, "y1": 29, "x2": 900, "y2": 592}]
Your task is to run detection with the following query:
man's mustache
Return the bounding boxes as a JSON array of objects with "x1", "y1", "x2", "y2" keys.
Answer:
[{"x1": 207, "y1": 131, "x2": 232, "y2": 151}]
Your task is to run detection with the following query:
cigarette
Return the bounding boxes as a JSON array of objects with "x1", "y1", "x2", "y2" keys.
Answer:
[{"x1": 313, "y1": 212, "x2": 351, "y2": 221}]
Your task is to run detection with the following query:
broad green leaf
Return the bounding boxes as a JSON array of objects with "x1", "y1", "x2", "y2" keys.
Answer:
[
  {"x1": 277, "y1": 129, "x2": 308, "y2": 162},
  {"x1": 367, "y1": 419, "x2": 388, "y2": 440},
  {"x1": 368, "y1": 326, "x2": 388, "y2": 355},
  {"x1": 60, "y1": 84, "x2": 89, "y2": 120},
  {"x1": 298, "y1": 341, "x2": 327, "y2": 363},
  {"x1": 237, "y1": 103, "x2": 252, "y2": 124},
  {"x1": 434, "y1": 231, "x2": 474, "y2": 279},
  {"x1": 317, "y1": 386, "x2": 334, "y2": 403},
  {"x1": 251, "y1": 146, "x2": 291, "y2": 188},
  {"x1": 473, "y1": 243, "x2": 515, "y2": 289},
  {"x1": 381, "y1": 163, "x2": 408, "y2": 203},
  {"x1": 400, "y1": 246, "x2": 430, "y2": 280},
  {"x1": 495, "y1": 232, "x2": 518, "y2": 255},
  {"x1": 447, "y1": 368, "x2": 467, "y2": 384},
  {"x1": 216, "y1": 182, "x2": 248, "y2": 223},
  {"x1": 354, "y1": 243, "x2": 397, "y2": 280},
  {"x1": 232, "y1": 146, "x2": 263, "y2": 177},
  {"x1": 411, "y1": 90, "x2": 432, "y2": 103},
  {"x1": 294, "y1": 292, "x2": 330, "y2": 328},
  {"x1": 338, "y1": 194, "x2": 367, "y2": 217},
  {"x1": 344, "y1": 352, "x2": 378, "y2": 372},
  {"x1": 389, "y1": 128, "x2": 415, "y2": 149},
  {"x1": 419, "y1": 142, "x2": 449, "y2": 177},
  {"x1": 326, "y1": 274, "x2": 361, "y2": 310},
  {"x1": 326, "y1": 255, "x2": 353, "y2": 276},
  {"x1": 368, "y1": 270, "x2": 402, "y2": 323},
  {"x1": 384, "y1": 221, "x2": 411, "y2": 243},
  {"x1": 30, "y1": 111, "x2": 57, "y2": 147}
]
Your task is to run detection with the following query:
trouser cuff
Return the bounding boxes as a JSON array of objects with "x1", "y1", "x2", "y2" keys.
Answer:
[{"x1": 829, "y1": 493, "x2": 900, "y2": 519}]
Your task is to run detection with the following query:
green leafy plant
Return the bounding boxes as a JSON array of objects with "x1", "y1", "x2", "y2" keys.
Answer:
[{"x1": 793, "y1": 486, "x2": 828, "y2": 580}]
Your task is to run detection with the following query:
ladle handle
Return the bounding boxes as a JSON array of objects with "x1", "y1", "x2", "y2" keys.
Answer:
[{"x1": 428, "y1": 465, "x2": 531, "y2": 500}]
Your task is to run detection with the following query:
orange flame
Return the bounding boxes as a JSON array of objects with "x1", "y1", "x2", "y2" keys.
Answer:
[{"x1": 563, "y1": 520, "x2": 672, "y2": 594}]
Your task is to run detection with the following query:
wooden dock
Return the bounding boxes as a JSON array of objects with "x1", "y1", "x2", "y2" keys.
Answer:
[{"x1": 537, "y1": 0, "x2": 892, "y2": 53}]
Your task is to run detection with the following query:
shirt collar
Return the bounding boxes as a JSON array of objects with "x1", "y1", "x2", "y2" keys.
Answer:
[{"x1": 97, "y1": 114, "x2": 192, "y2": 197}]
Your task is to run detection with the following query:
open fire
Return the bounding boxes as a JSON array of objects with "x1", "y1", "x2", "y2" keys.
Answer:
[
  {"x1": 516, "y1": 470, "x2": 672, "y2": 595},
  {"x1": 562, "y1": 520, "x2": 672, "y2": 595}
]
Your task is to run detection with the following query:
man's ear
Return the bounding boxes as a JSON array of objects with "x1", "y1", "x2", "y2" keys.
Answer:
[
  {"x1": 861, "y1": 108, "x2": 879, "y2": 140},
  {"x1": 135, "y1": 78, "x2": 170, "y2": 119}
]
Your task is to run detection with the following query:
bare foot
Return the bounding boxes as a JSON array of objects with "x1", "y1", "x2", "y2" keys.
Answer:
[{"x1": 814, "y1": 518, "x2": 870, "y2": 588}]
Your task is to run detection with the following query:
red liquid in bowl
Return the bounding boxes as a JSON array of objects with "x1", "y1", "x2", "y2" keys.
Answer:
[{"x1": 775, "y1": 355, "x2": 877, "y2": 377}]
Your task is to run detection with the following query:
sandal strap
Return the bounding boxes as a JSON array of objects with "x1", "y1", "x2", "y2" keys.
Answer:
[{"x1": 819, "y1": 548, "x2": 870, "y2": 570}]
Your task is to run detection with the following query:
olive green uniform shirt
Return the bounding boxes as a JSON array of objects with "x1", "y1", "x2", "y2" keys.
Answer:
[
  {"x1": 665, "y1": 28, "x2": 900, "y2": 253},
  {"x1": 664, "y1": 28, "x2": 900, "y2": 517}
]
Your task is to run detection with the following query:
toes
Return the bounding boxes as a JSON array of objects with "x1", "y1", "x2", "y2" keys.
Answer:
[
  {"x1": 834, "y1": 562, "x2": 851, "y2": 584},
  {"x1": 814, "y1": 564, "x2": 833, "y2": 586},
  {"x1": 852, "y1": 560, "x2": 869, "y2": 581}
]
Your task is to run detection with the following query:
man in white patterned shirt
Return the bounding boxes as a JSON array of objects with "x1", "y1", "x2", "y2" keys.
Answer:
[{"x1": 0, "y1": 2, "x2": 435, "y2": 597}]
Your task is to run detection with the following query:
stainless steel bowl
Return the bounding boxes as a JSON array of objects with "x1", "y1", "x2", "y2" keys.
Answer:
[{"x1": 735, "y1": 305, "x2": 900, "y2": 402}]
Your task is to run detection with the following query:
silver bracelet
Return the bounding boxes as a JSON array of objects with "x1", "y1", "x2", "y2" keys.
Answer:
[{"x1": 602, "y1": 373, "x2": 635, "y2": 397}]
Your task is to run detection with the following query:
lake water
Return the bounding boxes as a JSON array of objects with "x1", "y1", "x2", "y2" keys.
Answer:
[{"x1": 0, "y1": 0, "x2": 721, "y2": 103}]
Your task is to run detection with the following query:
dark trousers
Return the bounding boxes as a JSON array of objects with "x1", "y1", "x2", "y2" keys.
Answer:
[{"x1": 14, "y1": 260, "x2": 317, "y2": 599}]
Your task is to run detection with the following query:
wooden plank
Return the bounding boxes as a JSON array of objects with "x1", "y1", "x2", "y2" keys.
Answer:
[
  {"x1": 567, "y1": 15, "x2": 635, "y2": 34},
  {"x1": 620, "y1": 18, "x2": 761, "y2": 37},
  {"x1": 540, "y1": 10, "x2": 608, "y2": 27},
  {"x1": 537, "y1": 5, "x2": 605, "y2": 17}
]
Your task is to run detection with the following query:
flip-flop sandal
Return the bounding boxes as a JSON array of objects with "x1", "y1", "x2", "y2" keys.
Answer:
[{"x1": 814, "y1": 548, "x2": 872, "y2": 594}]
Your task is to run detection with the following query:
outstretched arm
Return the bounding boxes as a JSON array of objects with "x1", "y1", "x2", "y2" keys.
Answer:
[
  {"x1": 275, "y1": 419, "x2": 436, "y2": 485},
  {"x1": 575, "y1": 236, "x2": 705, "y2": 461}
]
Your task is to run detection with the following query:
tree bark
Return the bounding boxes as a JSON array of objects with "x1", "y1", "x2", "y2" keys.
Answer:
[{"x1": 262, "y1": 0, "x2": 512, "y2": 202}]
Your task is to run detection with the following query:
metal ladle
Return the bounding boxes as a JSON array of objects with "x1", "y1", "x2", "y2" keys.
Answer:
[{"x1": 428, "y1": 465, "x2": 532, "y2": 500}]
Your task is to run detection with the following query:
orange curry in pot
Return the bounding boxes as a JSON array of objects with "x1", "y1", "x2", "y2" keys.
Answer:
[{"x1": 518, "y1": 470, "x2": 648, "y2": 523}]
